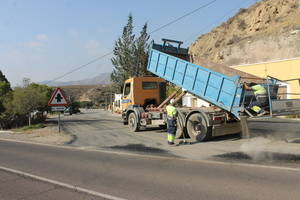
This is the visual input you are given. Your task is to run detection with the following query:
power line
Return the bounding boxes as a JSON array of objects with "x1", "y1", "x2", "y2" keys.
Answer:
[
  {"x1": 149, "y1": 0, "x2": 217, "y2": 34},
  {"x1": 49, "y1": 51, "x2": 113, "y2": 83},
  {"x1": 46, "y1": 0, "x2": 218, "y2": 84}
]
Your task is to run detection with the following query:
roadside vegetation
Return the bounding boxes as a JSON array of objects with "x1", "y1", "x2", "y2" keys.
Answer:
[
  {"x1": 14, "y1": 123, "x2": 46, "y2": 131},
  {"x1": 0, "y1": 71, "x2": 53, "y2": 129},
  {"x1": 110, "y1": 14, "x2": 179, "y2": 98}
]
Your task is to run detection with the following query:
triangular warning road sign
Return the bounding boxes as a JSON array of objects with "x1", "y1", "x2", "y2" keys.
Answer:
[{"x1": 48, "y1": 88, "x2": 69, "y2": 106}]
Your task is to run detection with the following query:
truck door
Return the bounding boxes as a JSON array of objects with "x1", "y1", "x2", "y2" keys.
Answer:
[{"x1": 122, "y1": 82, "x2": 133, "y2": 111}]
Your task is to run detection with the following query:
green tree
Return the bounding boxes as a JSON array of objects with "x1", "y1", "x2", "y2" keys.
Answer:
[
  {"x1": 111, "y1": 15, "x2": 152, "y2": 92},
  {"x1": 0, "y1": 70, "x2": 9, "y2": 83},
  {"x1": 0, "y1": 71, "x2": 12, "y2": 113},
  {"x1": 133, "y1": 23, "x2": 151, "y2": 77},
  {"x1": 111, "y1": 14, "x2": 135, "y2": 91},
  {"x1": 10, "y1": 80, "x2": 52, "y2": 126},
  {"x1": 0, "y1": 82, "x2": 12, "y2": 113}
]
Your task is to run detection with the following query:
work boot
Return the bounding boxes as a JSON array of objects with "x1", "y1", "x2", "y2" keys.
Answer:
[{"x1": 168, "y1": 141, "x2": 175, "y2": 145}]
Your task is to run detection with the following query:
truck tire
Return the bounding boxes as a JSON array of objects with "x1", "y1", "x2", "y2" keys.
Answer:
[
  {"x1": 186, "y1": 113, "x2": 212, "y2": 141},
  {"x1": 176, "y1": 111, "x2": 186, "y2": 139},
  {"x1": 128, "y1": 112, "x2": 140, "y2": 132}
]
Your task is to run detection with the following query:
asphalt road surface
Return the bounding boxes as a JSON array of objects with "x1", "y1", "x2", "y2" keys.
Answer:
[
  {"x1": 0, "y1": 170, "x2": 106, "y2": 200},
  {"x1": 60, "y1": 109, "x2": 300, "y2": 163},
  {"x1": 0, "y1": 140, "x2": 299, "y2": 200}
]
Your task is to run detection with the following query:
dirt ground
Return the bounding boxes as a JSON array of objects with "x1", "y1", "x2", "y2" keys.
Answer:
[{"x1": 0, "y1": 121, "x2": 73, "y2": 145}]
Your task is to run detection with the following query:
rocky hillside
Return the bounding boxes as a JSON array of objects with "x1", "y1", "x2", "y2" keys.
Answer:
[
  {"x1": 60, "y1": 85, "x2": 112, "y2": 103},
  {"x1": 44, "y1": 73, "x2": 112, "y2": 103},
  {"x1": 189, "y1": 0, "x2": 300, "y2": 66}
]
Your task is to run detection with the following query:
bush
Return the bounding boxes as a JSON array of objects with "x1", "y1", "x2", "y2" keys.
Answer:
[
  {"x1": 214, "y1": 40, "x2": 222, "y2": 48},
  {"x1": 290, "y1": 2, "x2": 299, "y2": 9},
  {"x1": 237, "y1": 8, "x2": 247, "y2": 15},
  {"x1": 79, "y1": 101, "x2": 93, "y2": 108},
  {"x1": 18, "y1": 124, "x2": 46, "y2": 131},
  {"x1": 0, "y1": 113, "x2": 28, "y2": 129},
  {"x1": 227, "y1": 35, "x2": 240, "y2": 45},
  {"x1": 237, "y1": 19, "x2": 247, "y2": 30}
]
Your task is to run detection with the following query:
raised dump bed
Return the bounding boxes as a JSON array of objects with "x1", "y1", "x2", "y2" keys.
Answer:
[{"x1": 147, "y1": 47, "x2": 244, "y2": 119}]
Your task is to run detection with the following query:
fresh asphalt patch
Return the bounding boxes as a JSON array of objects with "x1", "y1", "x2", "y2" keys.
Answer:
[
  {"x1": 213, "y1": 151, "x2": 300, "y2": 164},
  {"x1": 104, "y1": 144, "x2": 177, "y2": 157}
]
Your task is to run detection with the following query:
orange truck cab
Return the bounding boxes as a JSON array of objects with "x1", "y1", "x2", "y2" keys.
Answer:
[
  {"x1": 121, "y1": 76, "x2": 167, "y2": 130},
  {"x1": 121, "y1": 76, "x2": 166, "y2": 111}
]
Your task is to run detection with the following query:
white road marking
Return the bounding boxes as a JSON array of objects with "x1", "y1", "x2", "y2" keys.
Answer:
[
  {"x1": 0, "y1": 138, "x2": 300, "y2": 172},
  {"x1": 0, "y1": 166, "x2": 127, "y2": 200}
]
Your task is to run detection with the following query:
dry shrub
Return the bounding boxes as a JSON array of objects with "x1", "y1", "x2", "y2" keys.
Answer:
[{"x1": 237, "y1": 19, "x2": 247, "y2": 30}]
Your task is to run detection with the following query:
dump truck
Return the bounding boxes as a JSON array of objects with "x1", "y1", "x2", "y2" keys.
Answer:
[{"x1": 122, "y1": 39, "x2": 300, "y2": 141}]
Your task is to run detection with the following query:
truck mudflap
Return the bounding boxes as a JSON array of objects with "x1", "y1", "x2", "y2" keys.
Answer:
[{"x1": 212, "y1": 122, "x2": 241, "y2": 137}]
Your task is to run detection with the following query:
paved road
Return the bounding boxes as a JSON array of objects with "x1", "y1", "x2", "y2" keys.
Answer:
[
  {"x1": 0, "y1": 140, "x2": 299, "y2": 200},
  {"x1": 62, "y1": 109, "x2": 168, "y2": 149},
  {"x1": 60, "y1": 109, "x2": 300, "y2": 164},
  {"x1": 0, "y1": 170, "x2": 105, "y2": 200}
]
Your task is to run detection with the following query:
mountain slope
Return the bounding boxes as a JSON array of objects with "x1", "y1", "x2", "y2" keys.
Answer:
[
  {"x1": 189, "y1": 0, "x2": 300, "y2": 66},
  {"x1": 41, "y1": 73, "x2": 111, "y2": 86}
]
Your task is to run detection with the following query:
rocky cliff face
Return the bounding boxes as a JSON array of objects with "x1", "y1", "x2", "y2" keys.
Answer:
[{"x1": 189, "y1": 0, "x2": 300, "y2": 66}]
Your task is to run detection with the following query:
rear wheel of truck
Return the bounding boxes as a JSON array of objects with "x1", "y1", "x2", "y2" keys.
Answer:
[
  {"x1": 186, "y1": 113, "x2": 212, "y2": 141},
  {"x1": 128, "y1": 112, "x2": 140, "y2": 132}
]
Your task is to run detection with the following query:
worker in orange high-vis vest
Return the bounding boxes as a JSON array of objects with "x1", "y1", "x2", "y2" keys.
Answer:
[{"x1": 166, "y1": 99, "x2": 177, "y2": 145}]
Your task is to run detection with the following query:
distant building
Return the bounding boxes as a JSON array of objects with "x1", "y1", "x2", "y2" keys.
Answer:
[
  {"x1": 231, "y1": 57, "x2": 300, "y2": 99},
  {"x1": 182, "y1": 91, "x2": 209, "y2": 108},
  {"x1": 112, "y1": 94, "x2": 123, "y2": 113}
]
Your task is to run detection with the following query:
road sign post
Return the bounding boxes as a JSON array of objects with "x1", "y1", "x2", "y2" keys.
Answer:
[
  {"x1": 48, "y1": 88, "x2": 69, "y2": 132},
  {"x1": 58, "y1": 112, "x2": 61, "y2": 133}
]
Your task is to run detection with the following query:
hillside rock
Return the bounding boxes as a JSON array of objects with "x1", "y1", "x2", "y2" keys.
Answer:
[
  {"x1": 189, "y1": 0, "x2": 300, "y2": 66},
  {"x1": 61, "y1": 84, "x2": 113, "y2": 103}
]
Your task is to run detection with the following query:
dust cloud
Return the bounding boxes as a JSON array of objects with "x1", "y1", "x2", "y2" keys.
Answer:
[{"x1": 240, "y1": 137, "x2": 274, "y2": 161}]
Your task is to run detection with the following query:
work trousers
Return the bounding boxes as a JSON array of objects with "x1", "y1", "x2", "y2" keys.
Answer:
[{"x1": 167, "y1": 118, "x2": 176, "y2": 144}]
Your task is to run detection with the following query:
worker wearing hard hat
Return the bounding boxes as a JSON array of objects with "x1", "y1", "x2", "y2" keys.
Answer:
[
  {"x1": 166, "y1": 99, "x2": 178, "y2": 145},
  {"x1": 244, "y1": 82, "x2": 268, "y2": 116}
]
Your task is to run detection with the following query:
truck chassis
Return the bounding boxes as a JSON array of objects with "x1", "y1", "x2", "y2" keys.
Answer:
[{"x1": 122, "y1": 105, "x2": 240, "y2": 142}]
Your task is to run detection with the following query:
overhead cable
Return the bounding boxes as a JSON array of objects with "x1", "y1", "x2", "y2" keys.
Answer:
[
  {"x1": 47, "y1": 0, "x2": 218, "y2": 83},
  {"x1": 149, "y1": 0, "x2": 217, "y2": 34}
]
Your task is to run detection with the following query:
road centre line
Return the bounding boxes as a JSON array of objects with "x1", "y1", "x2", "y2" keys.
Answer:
[
  {"x1": 0, "y1": 165, "x2": 128, "y2": 200},
  {"x1": 0, "y1": 138, "x2": 300, "y2": 172}
]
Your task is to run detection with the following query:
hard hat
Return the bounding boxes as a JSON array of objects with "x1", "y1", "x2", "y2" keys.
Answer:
[{"x1": 170, "y1": 99, "x2": 175, "y2": 104}]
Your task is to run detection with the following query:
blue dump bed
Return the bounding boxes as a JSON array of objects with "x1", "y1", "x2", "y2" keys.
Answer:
[{"x1": 147, "y1": 48, "x2": 244, "y2": 119}]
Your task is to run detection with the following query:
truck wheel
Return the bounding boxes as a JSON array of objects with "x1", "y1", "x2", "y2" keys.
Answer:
[
  {"x1": 128, "y1": 112, "x2": 140, "y2": 132},
  {"x1": 176, "y1": 111, "x2": 186, "y2": 139},
  {"x1": 186, "y1": 113, "x2": 212, "y2": 141}
]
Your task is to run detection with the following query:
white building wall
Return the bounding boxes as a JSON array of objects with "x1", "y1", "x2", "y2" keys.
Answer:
[
  {"x1": 182, "y1": 92, "x2": 209, "y2": 107},
  {"x1": 113, "y1": 93, "x2": 123, "y2": 113}
]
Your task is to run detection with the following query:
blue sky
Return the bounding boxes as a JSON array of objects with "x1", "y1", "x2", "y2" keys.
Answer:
[{"x1": 0, "y1": 0, "x2": 257, "y2": 86}]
